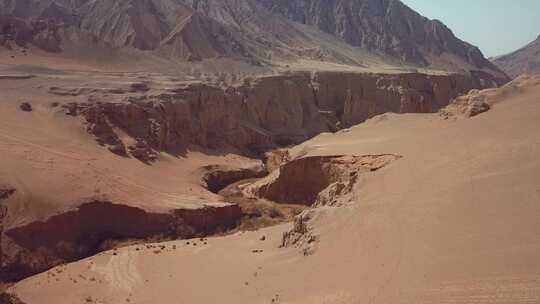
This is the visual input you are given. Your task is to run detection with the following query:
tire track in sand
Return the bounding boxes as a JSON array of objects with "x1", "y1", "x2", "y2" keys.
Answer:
[{"x1": 91, "y1": 250, "x2": 143, "y2": 293}]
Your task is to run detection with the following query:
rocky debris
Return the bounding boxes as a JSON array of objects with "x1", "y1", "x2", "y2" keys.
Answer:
[
  {"x1": 107, "y1": 143, "x2": 127, "y2": 157},
  {"x1": 0, "y1": 201, "x2": 241, "y2": 281},
  {"x1": 468, "y1": 100, "x2": 491, "y2": 117},
  {"x1": 224, "y1": 195, "x2": 306, "y2": 232},
  {"x1": 254, "y1": 155, "x2": 402, "y2": 206},
  {"x1": 63, "y1": 102, "x2": 78, "y2": 115},
  {"x1": 73, "y1": 103, "x2": 123, "y2": 147},
  {"x1": 263, "y1": 149, "x2": 290, "y2": 173},
  {"x1": 217, "y1": 175, "x2": 307, "y2": 232},
  {"x1": 128, "y1": 140, "x2": 158, "y2": 163},
  {"x1": 218, "y1": 169, "x2": 307, "y2": 229},
  {"x1": 201, "y1": 164, "x2": 268, "y2": 193},
  {"x1": 441, "y1": 89, "x2": 493, "y2": 119},
  {"x1": 0, "y1": 186, "x2": 15, "y2": 200},
  {"x1": 0, "y1": 293, "x2": 26, "y2": 304},
  {"x1": 281, "y1": 210, "x2": 318, "y2": 256},
  {"x1": 59, "y1": 71, "x2": 495, "y2": 160},
  {"x1": 62, "y1": 102, "x2": 135, "y2": 159},
  {"x1": 18, "y1": 103, "x2": 32, "y2": 112}
]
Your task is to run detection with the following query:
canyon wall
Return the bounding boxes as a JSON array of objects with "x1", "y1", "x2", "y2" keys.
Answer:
[
  {"x1": 65, "y1": 71, "x2": 504, "y2": 160},
  {"x1": 0, "y1": 201, "x2": 241, "y2": 281}
]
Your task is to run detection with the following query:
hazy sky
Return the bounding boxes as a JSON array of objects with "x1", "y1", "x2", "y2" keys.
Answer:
[{"x1": 401, "y1": 0, "x2": 540, "y2": 57}]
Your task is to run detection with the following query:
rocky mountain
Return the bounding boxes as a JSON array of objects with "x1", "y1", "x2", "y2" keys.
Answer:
[
  {"x1": 0, "y1": 0, "x2": 507, "y2": 81},
  {"x1": 492, "y1": 35, "x2": 540, "y2": 78},
  {"x1": 257, "y1": 0, "x2": 495, "y2": 69}
]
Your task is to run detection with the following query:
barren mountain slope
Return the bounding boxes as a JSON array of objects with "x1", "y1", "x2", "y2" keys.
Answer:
[
  {"x1": 257, "y1": 0, "x2": 499, "y2": 70},
  {"x1": 0, "y1": 0, "x2": 508, "y2": 80},
  {"x1": 6, "y1": 75, "x2": 540, "y2": 304},
  {"x1": 492, "y1": 34, "x2": 540, "y2": 78}
]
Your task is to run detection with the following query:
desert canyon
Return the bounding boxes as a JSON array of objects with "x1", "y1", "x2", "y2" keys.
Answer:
[{"x1": 0, "y1": 0, "x2": 538, "y2": 303}]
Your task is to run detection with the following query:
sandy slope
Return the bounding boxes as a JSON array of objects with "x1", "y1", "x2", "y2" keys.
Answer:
[{"x1": 8, "y1": 75, "x2": 540, "y2": 303}]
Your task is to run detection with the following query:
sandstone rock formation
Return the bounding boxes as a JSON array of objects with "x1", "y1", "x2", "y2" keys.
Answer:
[
  {"x1": 57, "y1": 71, "x2": 505, "y2": 161},
  {"x1": 492, "y1": 34, "x2": 540, "y2": 78},
  {"x1": 201, "y1": 164, "x2": 267, "y2": 193},
  {"x1": 252, "y1": 154, "x2": 401, "y2": 206}
]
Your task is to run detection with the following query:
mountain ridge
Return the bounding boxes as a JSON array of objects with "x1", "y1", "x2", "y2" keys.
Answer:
[
  {"x1": 0, "y1": 0, "x2": 508, "y2": 82},
  {"x1": 492, "y1": 34, "x2": 540, "y2": 78}
]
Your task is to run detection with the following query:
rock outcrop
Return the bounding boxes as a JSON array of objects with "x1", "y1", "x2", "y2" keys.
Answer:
[
  {"x1": 0, "y1": 293, "x2": 26, "y2": 304},
  {"x1": 201, "y1": 164, "x2": 267, "y2": 193},
  {"x1": 0, "y1": 186, "x2": 15, "y2": 201},
  {"x1": 281, "y1": 209, "x2": 318, "y2": 256},
  {"x1": 254, "y1": 154, "x2": 401, "y2": 206}
]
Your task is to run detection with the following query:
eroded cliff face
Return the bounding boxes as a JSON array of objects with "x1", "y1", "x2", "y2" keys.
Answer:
[
  {"x1": 0, "y1": 201, "x2": 241, "y2": 281},
  {"x1": 61, "y1": 71, "x2": 503, "y2": 161},
  {"x1": 242, "y1": 154, "x2": 402, "y2": 255},
  {"x1": 254, "y1": 154, "x2": 402, "y2": 206}
]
